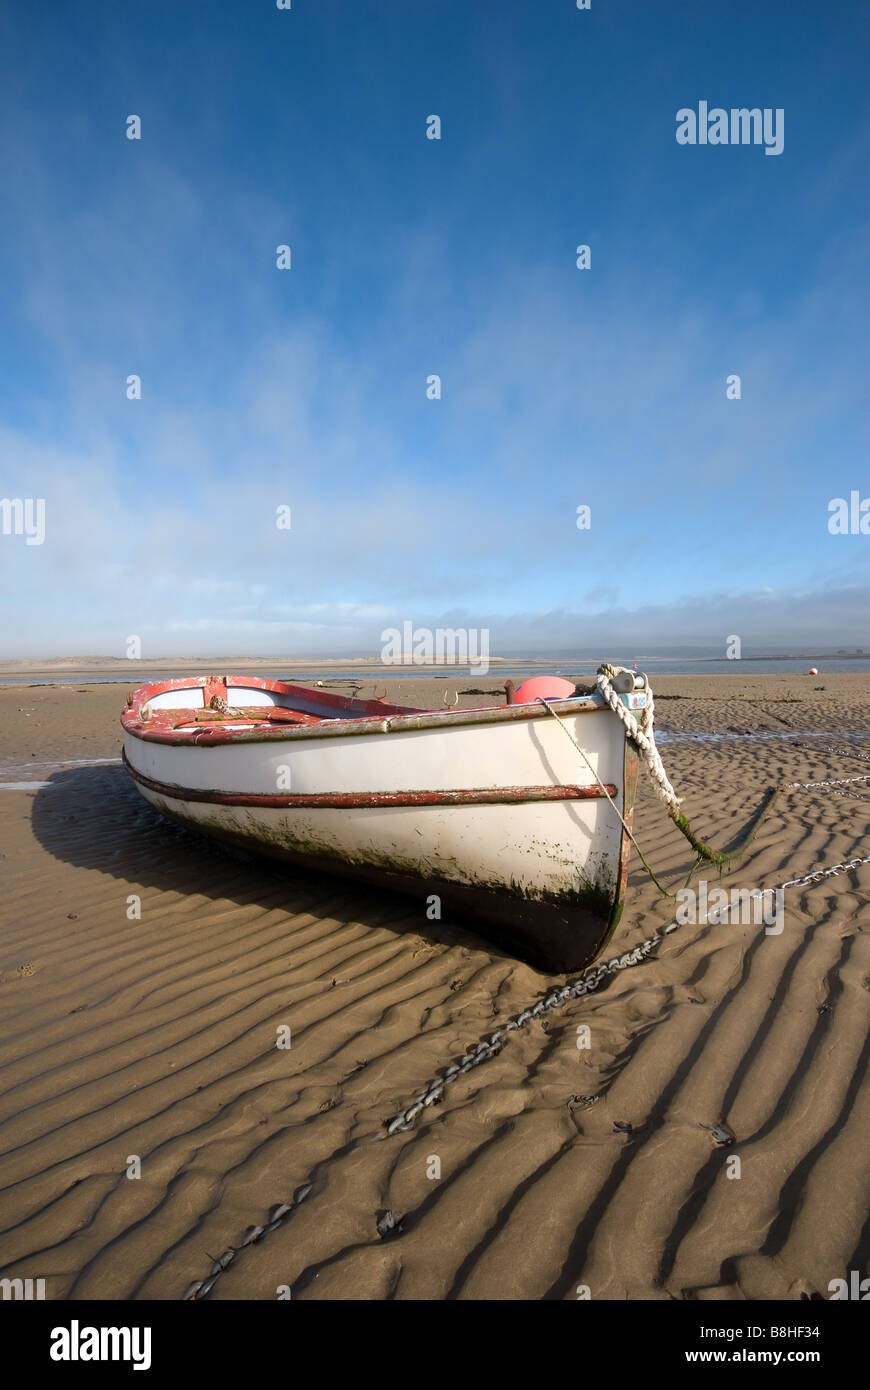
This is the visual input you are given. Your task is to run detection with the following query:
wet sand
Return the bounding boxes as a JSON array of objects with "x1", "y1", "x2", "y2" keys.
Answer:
[{"x1": 0, "y1": 673, "x2": 868, "y2": 1300}]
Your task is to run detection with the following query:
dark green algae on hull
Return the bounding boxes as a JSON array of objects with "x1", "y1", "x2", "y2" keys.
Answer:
[{"x1": 144, "y1": 793, "x2": 622, "y2": 973}]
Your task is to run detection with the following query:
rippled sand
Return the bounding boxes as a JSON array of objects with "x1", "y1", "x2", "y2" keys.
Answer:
[{"x1": 0, "y1": 674, "x2": 868, "y2": 1300}]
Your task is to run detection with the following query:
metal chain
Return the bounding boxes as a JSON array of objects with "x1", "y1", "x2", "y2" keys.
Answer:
[
  {"x1": 382, "y1": 844, "x2": 870, "y2": 1136},
  {"x1": 789, "y1": 774, "x2": 870, "y2": 790},
  {"x1": 384, "y1": 933, "x2": 666, "y2": 1134},
  {"x1": 778, "y1": 850, "x2": 870, "y2": 891},
  {"x1": 182, "y1": 1184, "x2": 312, "y2": 1300},
  {"x1": 180, "y1": 837, "x2": 870, "y2": 1299},
  {"x1": 788, "y1": 739, "x2": 870, "y2": 795},
  {"x1": 179, "y1": 930, "x2": 666, "y2": 1298},
  {"x1": 797, "y1": 742, "x2": 870, "y2": 765}
]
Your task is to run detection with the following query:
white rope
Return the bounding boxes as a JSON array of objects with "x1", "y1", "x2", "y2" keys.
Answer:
[
  {"x1": 545, "y1": 665, "x2": 864, "y2": 889},
  {"x1": 539, "y1": 697, "x2": 657, "y2": 871},
  {"x1": 594, "y1": 664, "x2": 683, "y2": 813},
  {"x1": 541, "y1": 691, "x2": 694, "y2": 895}
]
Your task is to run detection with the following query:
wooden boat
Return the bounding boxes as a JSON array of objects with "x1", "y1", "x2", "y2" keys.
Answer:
[{"x1": 121, "y1": 674, "x2": 647, "y2": 972}]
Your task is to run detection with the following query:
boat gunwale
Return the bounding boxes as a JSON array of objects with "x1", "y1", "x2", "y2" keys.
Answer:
[{"x1": 121, "y1": 675, "x2": 607, "y2": 746}]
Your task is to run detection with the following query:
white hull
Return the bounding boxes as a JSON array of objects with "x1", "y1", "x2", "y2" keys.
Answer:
[{"x1": 121, "y1": 677, "x2": 642, "y2": 969}]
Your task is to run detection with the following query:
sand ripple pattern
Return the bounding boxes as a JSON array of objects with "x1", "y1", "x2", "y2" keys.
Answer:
[{"x1": 0, "y1": 719, "x2": 868, "y2": 1300}]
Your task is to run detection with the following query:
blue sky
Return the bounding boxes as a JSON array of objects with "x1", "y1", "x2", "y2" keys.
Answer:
[{"x1": 0, "y1": 0, "x2": 867, "y2": 657}]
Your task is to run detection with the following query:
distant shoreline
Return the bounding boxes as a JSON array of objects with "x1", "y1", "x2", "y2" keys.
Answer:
[{"x1": 1, "y1": 651, "x2": 868, "y2": 680}]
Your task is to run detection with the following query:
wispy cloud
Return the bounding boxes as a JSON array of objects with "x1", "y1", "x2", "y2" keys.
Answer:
[{"x1": 0, "y1": 3, "x2": 867, "y2": 657}]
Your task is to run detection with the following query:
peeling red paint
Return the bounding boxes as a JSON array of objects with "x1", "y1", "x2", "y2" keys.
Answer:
[
  {"x1": 121, "y1": 675, "x2": 604, "y2": 746},
  {"x1": 119, "y1": 675, "x2": 637, "y2": 973},
  {"x1": 121, "y1": 751, "x2": 617, "y2": 809}
]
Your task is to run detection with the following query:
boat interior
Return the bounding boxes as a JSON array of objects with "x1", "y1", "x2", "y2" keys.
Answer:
[
  {"x1": 127, "y1": 676, "x2": 426, "y2": 729},
  {"x1": 122, "y1": 674, "x2": 598, "y2": 737}
]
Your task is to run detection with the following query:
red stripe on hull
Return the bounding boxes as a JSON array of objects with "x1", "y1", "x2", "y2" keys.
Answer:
[{"x1": 122, "y1": 753, "x2": 617, "y2": 809}]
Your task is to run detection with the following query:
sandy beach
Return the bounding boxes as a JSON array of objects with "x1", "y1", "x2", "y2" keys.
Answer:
[{"x1": 0, "y1": 671, "x2": 868, "y2": 1300}]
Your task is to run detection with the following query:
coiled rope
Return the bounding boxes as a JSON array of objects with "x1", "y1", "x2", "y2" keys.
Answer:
[
  {"x1": 595, "y1": 663, "x2": 682, "y2": 811},
  {"x1": 543, "y1": 664, "x2": 779, "y2": 892}
]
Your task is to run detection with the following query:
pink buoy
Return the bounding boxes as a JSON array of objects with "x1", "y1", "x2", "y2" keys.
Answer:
[
  {"x1": 808, "y1": 667, "x2": 819, "y2": 675},
  {"x1": 511, "y1": 676, "x2": 578, "y2": 704}
]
